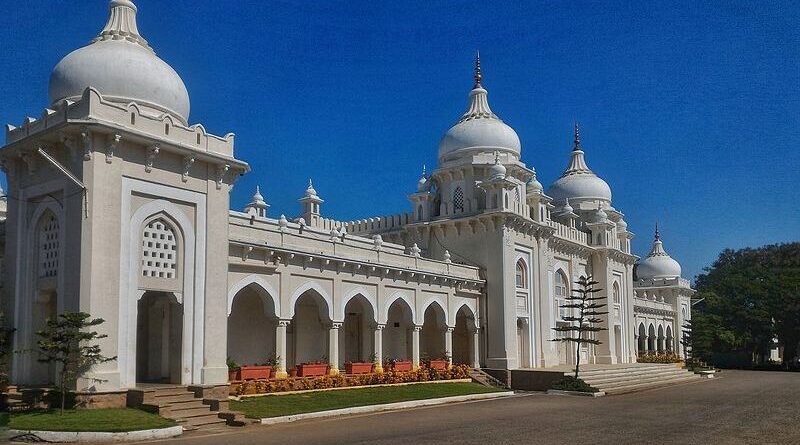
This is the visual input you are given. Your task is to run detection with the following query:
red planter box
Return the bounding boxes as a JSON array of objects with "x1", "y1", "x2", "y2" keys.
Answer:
[
  {"x1": 240, "y1": 365, "x2": 272, "y2": 380},
  {"x1": 345, "y1": 362, "x2": 374, "y2": 374},
  {"x1": 297, "y1": 363, "x2": 329, "y2": 377},
  {"x1": 386, "y1": 360, "x2": 413, "y2": 372},
  {"x1": 428, "y1": 360, "x2": 448, "y2": 370},
  {"x1": 228, "y1": 368, "x2": 241, "y2": 381}
]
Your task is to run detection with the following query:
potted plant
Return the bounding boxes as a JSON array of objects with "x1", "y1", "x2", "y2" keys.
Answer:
[
  {"x1": 227, "y1": 357, "x2": 241, "y2": 381},
  {"x1": 384, "y1": 357, "x2": 412, "y2": 372},
  {"x1": 297, "y1": 359, "x2": 329, "y2": 377},
  {"x1": 345, "y1": 360, "x2": 374, "y2": 374},
  {"x1": 428, "y1": 351, "x2": 450, "y2": 370}
]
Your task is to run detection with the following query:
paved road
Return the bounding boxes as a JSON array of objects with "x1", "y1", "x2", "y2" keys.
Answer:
[{"x1": 146, "y1": 371, "x2": 800, "y2": 445}]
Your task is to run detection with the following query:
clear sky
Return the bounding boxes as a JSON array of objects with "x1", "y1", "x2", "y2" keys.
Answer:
[{"x1": 1, "y1": 1, "x2": 798, "y2": 280}]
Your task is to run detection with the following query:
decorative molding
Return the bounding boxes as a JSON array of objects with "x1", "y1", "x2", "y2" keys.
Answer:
[
  {"x1": 106, "y1": 133, "x2": 121, "y2": 164},
  {"x1": 145, "y1": 144, "x2": 160, "y2": 173},
  {"x1": 215, "y1": 164, "x2": 230, "y2": 190},
  {"x1": 81, "y1": 127, "x2": 91, "y2": 160},
  {"x1": 182, "y1": 155, "x2": 195, "y2": 182}
]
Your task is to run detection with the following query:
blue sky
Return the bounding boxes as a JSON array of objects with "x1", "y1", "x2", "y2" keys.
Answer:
[{"x1": 2, "y1": 1, "x2": 799, "y2": 280}]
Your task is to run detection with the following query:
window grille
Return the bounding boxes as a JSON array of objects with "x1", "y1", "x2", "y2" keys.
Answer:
[
  {"x1": 38, "y1": 213, "x2": 59, "y2": 278},
  {"x1": 141, "y1": 219, "x2": 178, "y2": 279},
  {"x1": 453, "y1": 187, "x2": 464, "y2": 212}
]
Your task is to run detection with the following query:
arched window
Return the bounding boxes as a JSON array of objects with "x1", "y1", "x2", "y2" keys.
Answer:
[
  {"x1": 141, "y1": 218, "x2": 178, "y2": 279},
  {"x1": 417, "y1": 204, "x2": 423, "y2": 221},
  {"x1": 37, "y1": 212, "x2": 60, "y2": 279},
  {"x1": 555, "y1": 271, "x2": 568, "y2": 320},
  {"x1": 453, "y1": 187, "x2": 464, "y2": 212},
  {"x1": 515, "y1": 260, "x2": 527, "y2": 289},
  {"x1": 514, "y1": 188, "x2": 521, "y2": 203},
  {"x1": 613, "y1": 282, "x2": 621, "y2": 305},
  {"x1": 491, "y1": 195, "x2": 498, "y2": 209}
]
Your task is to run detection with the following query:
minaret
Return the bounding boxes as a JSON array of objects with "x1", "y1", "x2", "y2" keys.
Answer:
[
  {"x1": 563, "y1": 122, "x2": 592, "y2": 175},
  {"x1": 244, "y1": 186, "x2": 269, "y2": 218},
  {"x1": 299, "y1": 179, "x2": 323, "y2": 225}
]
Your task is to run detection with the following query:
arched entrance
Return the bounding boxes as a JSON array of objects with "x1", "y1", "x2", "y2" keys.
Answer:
[
  {"x1": 666, "y1": 325, "x2": 674, "y2": 352},
  {"x1": 342, "y1": 295, "x2": 374, "y2": 366},
  {"x1": 637, "y1": 323, "x2": 646, "y2": 354},
  {"x1": 384, "y1": 299, "x2": 413, "y2": 361},
  {"x1": 657, "y1": 325, "x2": 665, "y2": 352},
  {"x1": 647, "y1": 324, "x2": 656, "y2": 352},
  {"x1": 453, "y1": 306, "x2": 476, "y2": 365},
  {"x1": 421, "y1": 303, "x2": 446, "y2": 361},
  {"x1": 136, "y1": 292, "x2": 183, "y2": 383},
  {"x1": 228, "y1": 284, "x2": 277, "y2": 367},
  {"x1": 290, "y1": 290, "x2": 331, "y2": 366}
]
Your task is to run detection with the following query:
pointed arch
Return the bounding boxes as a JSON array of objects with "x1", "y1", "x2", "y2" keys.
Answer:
[
  {"x1": 418, "y1": 298, "x2": 448, "y2": 326},
  {"x1": 382, "y1": 291, "x2": 415, "y2": 324},
  {"x1": 289, "y1": 281, "x2": 333, "y2": 320},
  {"x1": 337, "y1": 286, "x2": 377, "y2": 322},
  {"x1": 227, "y1": 275, "x2": 280, "y2": 317},
  {"x1": 515, "y1": 258, "x2": 528, "y2": 289}
]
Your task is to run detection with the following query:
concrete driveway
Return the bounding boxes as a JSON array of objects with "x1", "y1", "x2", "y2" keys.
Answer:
[{"x1": 144, "y1": 370, "x2": 800, "y2": 445}]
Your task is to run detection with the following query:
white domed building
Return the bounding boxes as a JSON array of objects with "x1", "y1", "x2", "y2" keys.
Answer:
[{"x1": 0, "y1": 1, "x2": 695, "y2": 406}]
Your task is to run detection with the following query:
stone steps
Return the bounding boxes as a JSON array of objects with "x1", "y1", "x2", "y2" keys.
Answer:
[
  {"x1": 567, "y1": 364, "x2": 703, "y2": 394},
  {"x1": 128, "y1": 385, "x2": 244, "y2": 429},
  {"x1": 470, "y1": 369, "x2": 508, "y2": 389}
]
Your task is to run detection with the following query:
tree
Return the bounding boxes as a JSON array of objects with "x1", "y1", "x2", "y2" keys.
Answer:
[
  {"x1": 552, "y1": 275, "x2": 608, "y2": 379},
  {"x1": 692, "y1": 243, "x2": 800, "y2": 368},
  {"x1": 0, "y1": 312, "x2": 14, "y2": 388},
  {"x1": 36, "y1": 312, "x2": 116, "y2": 414}
]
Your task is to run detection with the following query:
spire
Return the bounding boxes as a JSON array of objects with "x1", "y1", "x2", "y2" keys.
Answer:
[
  {"x1": 93, "y1": 1, "x2": 152, "y2": 51},
  {"x1": 474, "y1": 50, "x2": 482, "y2": 88},
  {"x1": 458, "y1": 53, "x2": 498, "y2": 124},
  {"x1": 422, "y1": 164, "x2": 427, "y2": 178},
  {"x1": 648, "y1": 224, "x2": 669, "y2": 257},
  {"x1": 562, "y1": 122, "x2": 592, "y2": 176}
]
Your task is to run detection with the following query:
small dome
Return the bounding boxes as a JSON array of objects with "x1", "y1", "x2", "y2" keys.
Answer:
[
  {"x1": 617, "y1": 218, "x2": 628, "y2": 231},
  {"x1": 547, "y1": 124, "x2": 612, "y2": 203},
  {"x1": 417, "y1": 166, "x2": 429, "y2": 192},
  {"x1": 636, "y1": 227, "x2": 682, "y2": 280},
  {"x1": 527, "y1": 172, "x2": 543, "y2": 194},
  {"x1": 438, "y1": 54, "x2": 520, "y2": 162},
  {"x1": 304, "y1": 179, "x2": 318, "y2": 198},
  {"x1": 48, "y1": 1, "x2": 190, "y2": 124},
  {"x1": 487, "y1": 153, "x2": 507, "y2": 181}
]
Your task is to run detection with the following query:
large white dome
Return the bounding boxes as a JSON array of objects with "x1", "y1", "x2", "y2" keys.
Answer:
[
  {"x1": 438, "y1": 87, "x2": 521, "y2": 161},
  {"x1": 547, "y1": 125, "x2": 612, "y2": 202},
  {"x1": 636, "y1": 228, "x2": 682, "y2": 280},
  {"x1": 48, "y1": 1, "x2": 190, "y2": 124}
]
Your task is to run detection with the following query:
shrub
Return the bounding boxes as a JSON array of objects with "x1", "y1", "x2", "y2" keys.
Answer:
[
  {"x1": 637, "y1": 351, "x2": 682, "y2": 363},
  {"x1": 549, "y1": 375, "x2": 599, "y2": 393},
  {"x1": 231, "y1": 364, "x2": 472, "y2": 396}
]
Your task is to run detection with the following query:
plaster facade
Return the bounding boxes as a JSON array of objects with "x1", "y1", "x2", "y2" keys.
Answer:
[{"x1": 0, "y1": 1, "x2": 693, "y2": 394}]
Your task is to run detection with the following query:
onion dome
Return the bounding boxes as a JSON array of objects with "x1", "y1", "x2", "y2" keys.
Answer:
[
  {"x1": 562, "y1": 198, "x2": 575, "y2": 214},
  {"x1": 248, "y1": 186, "x2": 267, "y2": 209},
  {"x1": 487, "y1": 152, "x2": 507, "y2": 181},
  {"x1": 617, "y1": 218, "x2": 628, "y2": 232},
  {"x1": 636, "y1": 225, "x2": 682, "y2": 280},
  {"x1": 438, "y1": 52, "x2": 521, "y2": 162},
  {"x1": 49, "y1": 1, "x2": 191, "y2": 124},
  {"x1": 547, "y1": 123, "x2": 612, "y2": 203},
  {"x1": 527, "y1": 170, "x2": 543, "y2": 194}
]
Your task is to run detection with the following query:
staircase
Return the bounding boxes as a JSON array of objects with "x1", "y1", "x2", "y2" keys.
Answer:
[
  {"x1": 127, "y1": 386, "x2": 246, "y2": 430},
  {"x1": 571, "y1": 364, "x2": 703, "y2": 395},
  {"x1": 470, "y1": 368, "x2": 509, "y2": 390}
]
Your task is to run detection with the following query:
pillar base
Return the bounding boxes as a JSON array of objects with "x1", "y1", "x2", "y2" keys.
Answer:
[
  {"x1": 374, "y1": 364, "x2": 384, "y2": 373},
  {"x1": 329, "y1": 368, "x2": 340, "y2": 376},
  {"x1": 274, "y1": 370, "x2": 288, "y2": 380}
]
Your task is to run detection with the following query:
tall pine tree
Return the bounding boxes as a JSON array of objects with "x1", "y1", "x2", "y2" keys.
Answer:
[{"x1": 552, "y1": 275, "x2": 608, "y2": 379}]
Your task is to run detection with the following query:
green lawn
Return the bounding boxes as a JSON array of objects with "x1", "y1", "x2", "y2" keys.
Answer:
[
  {"x1": 8, "y1": 408, "x2": 175, "y2": 433},
  {"x1": 231, "y1": 382, "x2": 502, "y2": 419}
]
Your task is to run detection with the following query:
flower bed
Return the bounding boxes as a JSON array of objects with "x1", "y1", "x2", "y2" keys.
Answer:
[
  {"x1": 637, "y1": 352, "x2": 682, "y2": 363},
  {"x1": 345, "y1": 362, "x2": 374, "y2": 374},
  {"x1": 231, "y1": 364, "x2": 472, "y2": 396}
]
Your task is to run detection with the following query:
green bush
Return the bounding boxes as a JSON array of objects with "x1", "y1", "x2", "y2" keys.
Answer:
[
  {"x1": 637, "y1": 351, "x2": 682, "y2": 363},
  {"x1": 549, "y1": 376, "x2": 599, "y2": 393}
]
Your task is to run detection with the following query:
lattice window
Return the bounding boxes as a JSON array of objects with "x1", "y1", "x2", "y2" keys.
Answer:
[
  {"x1": 141, "y1": 219, "x2": 177, "y2": 279},
  {"x1": 613, "y1": 283, "x2": 621, "y2": 305},
  {"x1": 453, "y1": 187, "x2": 464, "y2": 212},
  {"x1": 555, "y1": 272, "x2": 568, "y2": 320},
  {"x1": 515, "y1": 260, "x2": 527, "y2": 289},
  {"x1": 37, "y1": 213, "x2": 59, "y2": 278}
]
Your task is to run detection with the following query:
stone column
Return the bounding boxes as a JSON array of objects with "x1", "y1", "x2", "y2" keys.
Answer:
[
  {"x1": 374, "y1": 324, "x2": 385, "y2": 373},
  {"x1": 471, "y1": 327, "x2": 481, "y2": 368},
  {"x1": 445, "y1": 327, "x2": 454, "y2": 366},
  {"x1": 275, "y1": 319, "x2": 290, "y2": 379},
  {"x1": 412, "y1": 326, "x2": 422, "y2": 369},
  {"x1": 329, "y1": 322, "x2": 342, "y2": 375}
]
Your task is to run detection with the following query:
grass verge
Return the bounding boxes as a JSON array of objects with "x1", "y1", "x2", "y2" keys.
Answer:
[
  {"x1": 8, "y1": 408, "x2": 175, "y2": 433},
  {"x1": 231, "y1": 381, "x2": 502, "y2": 419}
]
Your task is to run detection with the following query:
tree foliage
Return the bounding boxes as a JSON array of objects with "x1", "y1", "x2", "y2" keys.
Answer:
[
  {"x1": 552, "y1": 275, "x2": 608, "y2": 378},
  {"x1": 36, "y1": 312, "x2": 116, "y2": 414},
  {"x1": 691, "y1": 243, "x2": 800, "y2": 367}
]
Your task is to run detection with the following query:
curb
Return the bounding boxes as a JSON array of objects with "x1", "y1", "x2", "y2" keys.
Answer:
[
  {"x1": 259, "y1": 391, "x2": 515, "y2": 425},
  {"x1": 7, "y1": 425, "x2": 183, "y2": 443},
  {"x1": 546, "y1": 389, "x2": 606, "y2": 398}
]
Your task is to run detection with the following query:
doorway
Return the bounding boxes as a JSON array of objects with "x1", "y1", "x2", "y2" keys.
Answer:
[{"x1": 136, "y1": 292, "x2": 183, "y2": 384}]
